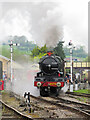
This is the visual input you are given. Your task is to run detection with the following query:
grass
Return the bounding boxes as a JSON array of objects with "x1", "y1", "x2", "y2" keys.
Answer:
[
  {"x1": 74, "y1": 89, "x2": 90, "y2": 94},
  {"x1": 76, "y1": 97, "x2": 87, "y2": 103}
]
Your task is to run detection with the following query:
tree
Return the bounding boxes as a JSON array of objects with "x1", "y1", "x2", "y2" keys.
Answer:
[
  {"x1": 31, "y1": 44, "x2": 48, "y2": 57},
  {"x1": 64, "y1": 45, "x2": 87, "y2": 59},
  {"x1": 54, "y1": 41, "x2": 65, "y2": 60},
  {"x1": 40, "y1": 44, "x2": 47, "y2": 53},
  {"x1": 84, "y1": 56, "x2": 90, "y2": 62},
  {"x1": 8, "y1": 35, "x2": 37, "y2": 52},
  {"x1": 63, "y1": 46, "x2": 70, "y2": 57},
  {"x1": 31, "y1": 46, "x2": 40, "y2": 57}
]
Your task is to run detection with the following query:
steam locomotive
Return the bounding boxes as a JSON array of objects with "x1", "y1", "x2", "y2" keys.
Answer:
[{"x1": 34, "y1": 51, "x2": 65, "y2": 96}]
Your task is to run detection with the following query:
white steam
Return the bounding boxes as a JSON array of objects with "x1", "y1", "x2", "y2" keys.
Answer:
[
  {"x1": 6, "y1": 63, "x2": 40, "y2": 96},
  {"x1": 0, "y1": 0, "x2": 88, "y2": 48},
  {"x1": 0, "y1": 8, "x2": 32, "y2": 42},
  {"x1": 0, "y1": 2, "x2": 64, "y2": 47},
  {"x1": 30, "y1": 5, "x2": 64, "y2": 47},
  {"x1": 61, "y1": 83, "x2": 69, "y2": 93}
]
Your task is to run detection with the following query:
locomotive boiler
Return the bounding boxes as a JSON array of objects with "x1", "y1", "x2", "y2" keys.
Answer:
[{"x1": 34, "y1": 51, "x2": 65, "y2": 96}]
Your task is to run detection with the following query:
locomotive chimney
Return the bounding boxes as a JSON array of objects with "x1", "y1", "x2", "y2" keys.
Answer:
[{"x1": 47, "y1": 51, "x2": 53, "y2": 56}]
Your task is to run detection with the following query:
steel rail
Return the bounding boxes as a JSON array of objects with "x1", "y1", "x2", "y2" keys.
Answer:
[
  {"x1": 51, "y1": 96, "x2": 90, "y2": 114},
  {"x1": 66, "y1": 92, "x2": 90, "y2": 98},
  {"x1": 4, "y1": 91, "x2": 90, "y2": 119},
  {"x1": 30, "y1": 95, "x2": 90, "y2": 118},
  {"x1": 0, "y1": 100, "x2": 33, "y2": 120}
]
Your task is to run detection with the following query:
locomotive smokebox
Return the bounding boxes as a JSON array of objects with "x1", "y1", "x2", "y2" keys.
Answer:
[{"x1": 39, "y1": 51, "x2": 61, "y2": 75}]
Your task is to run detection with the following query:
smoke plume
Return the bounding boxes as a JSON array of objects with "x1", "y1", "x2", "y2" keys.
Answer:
[
  {"x1": 30, "y1": 2, "x2": 64, "y2": 47},
  {"x1": 0, "y1": 2, "x2": 64, "y2": 47}
]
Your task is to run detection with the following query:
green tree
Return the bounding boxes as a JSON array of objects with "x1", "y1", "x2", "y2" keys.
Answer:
[
  {"x1": 54, "y1": 41, "x2": 65, "y2": 60},
  {"x1": 84, "y1": 56, "x2": 90, "y2": 62},
  {"x1": 31, "y1": 46, "x2": 40, "y2": 57},
  {"x1": 31, "y1": 44, "x2": 48, "y2": 57},
  {"x1": 40, "y1": 44, "x2": 47, "y2": 53},
  {"x1": 8, "y1": 36, "x2": 36, "y2": 52},
  {"x1": 2, "y1": 45, "x2": 10, "y2": 58},
  {"x1": 73, "y1": 46, "x2": 87, "y2": 58},
  {"x1": 64, "y1": 45, "x2": 87, "y2": 59},
  {"x1": 63, "y1": 46, "x2": 70, "y2": 57}
]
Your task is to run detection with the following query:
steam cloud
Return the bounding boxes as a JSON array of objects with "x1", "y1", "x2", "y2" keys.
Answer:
[
  {"x1": 30, "y1": 3, "x2": 64, "y2": 47},
  {"x1": 6, "y1": 63, "x2": 40, "y2": 96},
  {"x1": 0, "y1": 0, "x2": 88, "y2": 49},
  {"x1": 0, "y1": 2, "x2": 64, "y2": 47}
]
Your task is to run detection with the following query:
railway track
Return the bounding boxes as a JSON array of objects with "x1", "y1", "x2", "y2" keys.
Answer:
[
  {"x1": 1, "y1": 91, "x2": 90, "y2": 119},
  {"x1": 0, "y1": 100, "x2": 33, "y2": 120},
  {"x1": 30, "y1": 95, "x2": 90, "y2": 119},
  {"x1": 66, "y1": 92, "x2": 90, "y2": 98},
  {"x1": 51, "y1": 96, "x2": 90, "y2": 114}
]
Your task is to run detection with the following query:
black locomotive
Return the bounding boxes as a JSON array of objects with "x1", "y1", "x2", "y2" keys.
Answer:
[{"x1": 34, "y1": 51, "x2": 65, "y2": 96}]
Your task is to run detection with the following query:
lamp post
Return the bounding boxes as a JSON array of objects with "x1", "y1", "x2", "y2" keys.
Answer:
[{"x1": 9, "y1": 40, "x2": 20, "y2": 90}]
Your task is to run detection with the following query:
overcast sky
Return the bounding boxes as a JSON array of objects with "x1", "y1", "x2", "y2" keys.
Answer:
[{"x1": 0, "y1": 0, "x2": 88, "y2": 51}]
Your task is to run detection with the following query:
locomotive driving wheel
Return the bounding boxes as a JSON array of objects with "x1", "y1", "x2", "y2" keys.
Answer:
[{"x1": 40, "y1": 87, "x2": 49, "y2": 97}]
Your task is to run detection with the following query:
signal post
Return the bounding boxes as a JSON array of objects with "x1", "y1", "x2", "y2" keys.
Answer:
[
  {"x1": 68, "y1": 40, "x2": 75, "y2": 92},
  {"x1": 9, "y1": 40, "x2": 20, "y2": 90}
]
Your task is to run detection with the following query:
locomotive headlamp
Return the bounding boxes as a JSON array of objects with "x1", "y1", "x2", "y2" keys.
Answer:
[
  {"x1": 37, "y1": 82, "x2": 41, "y2": 87},
  {"x1": 57, "y1": 82, "x2": 61, "y2": 87}
]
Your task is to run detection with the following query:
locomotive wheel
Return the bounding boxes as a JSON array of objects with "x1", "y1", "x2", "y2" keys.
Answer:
[
  {"x1": 56, "y1": 88, "x2": 61, "y2": 97},
  {"x1": 40, "y1": 87, "x2": 49, "y2": 97},
  {"x1": 50, "y1": 87, "x2": 57, "y2": 95},
  {"x1": 50, "y1": 87, "x2": 61, "y2": 96}
]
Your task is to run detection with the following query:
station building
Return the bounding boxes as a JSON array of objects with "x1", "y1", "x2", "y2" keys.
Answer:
[{"x1": 0, "y1": 55, "x2": 23, "y2": 79}]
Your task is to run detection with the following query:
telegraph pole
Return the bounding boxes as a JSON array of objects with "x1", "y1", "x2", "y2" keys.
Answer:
[{"x1": 9, "y1": 40, "x2": 20, "y2": 90}]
